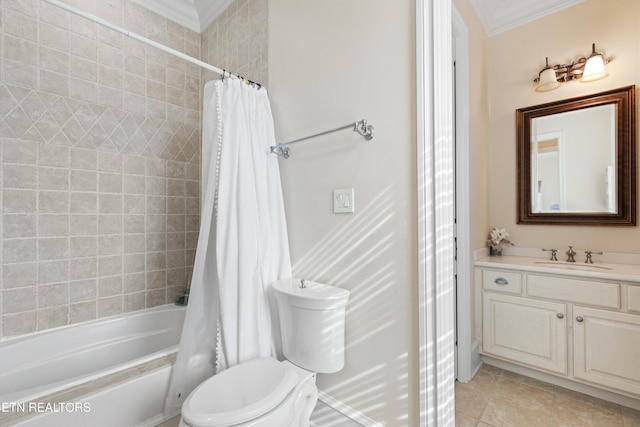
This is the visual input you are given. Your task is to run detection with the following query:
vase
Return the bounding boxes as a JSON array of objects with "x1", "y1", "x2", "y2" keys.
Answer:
[{"x1": 489, "y1": 247, "x2": 502, "y2": 256}]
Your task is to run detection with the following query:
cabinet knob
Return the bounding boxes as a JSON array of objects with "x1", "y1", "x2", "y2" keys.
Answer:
[
  {"x1": 556, "y1": 313, "x2": 564, "y2": 319},
  {"x1": 576, "y1": 316, "x2": 584, "y2": 323},
  {"x1": 494, "y1": 277, "x2": 509, "y2": 285}
]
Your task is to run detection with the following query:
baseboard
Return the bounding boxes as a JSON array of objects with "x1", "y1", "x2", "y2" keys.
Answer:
[{"x1": 311, "y1": 391, "x2": 383, "y2": 427}]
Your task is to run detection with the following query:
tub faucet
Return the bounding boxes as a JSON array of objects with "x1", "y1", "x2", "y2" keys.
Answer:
[
  {"x1": 565, "y1": 246, "x2": 576, "y2": 262},
  {"x1": 175, "y1": 288, "x2": 189, "y2": 306}
]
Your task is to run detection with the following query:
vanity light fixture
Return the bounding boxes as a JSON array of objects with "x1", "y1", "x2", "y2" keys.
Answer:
[
  {"x1": 534, "y1": 43, "x2": 611, "y2": 92},
  {"x1": 581, "y1": 43, "x2": 609, "y2": 82}
]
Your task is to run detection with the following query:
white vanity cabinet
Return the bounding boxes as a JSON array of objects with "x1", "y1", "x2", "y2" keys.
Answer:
[
  {"x1": 573, "y1": 306, "x2": 640, "y2": 396},
  {"x1": 476, "y1": 259, "x2": 640, "y2": 400},
  {"x1": 482, "y1": 292, "x2": 567, "y2": 374}
]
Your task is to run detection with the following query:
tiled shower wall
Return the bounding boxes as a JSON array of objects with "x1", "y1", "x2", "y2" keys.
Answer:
[
  {"x1": 0, "y1": 0, "x2": 202, "y2": 338},
  {"x1": 201, "y1": 0, "x2": 268, "y2": 90}
]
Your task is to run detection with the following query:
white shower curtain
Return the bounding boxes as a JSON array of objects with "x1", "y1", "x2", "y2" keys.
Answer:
[{"x1": 164, "y1": 78, "x2": 291, "y2": 416}]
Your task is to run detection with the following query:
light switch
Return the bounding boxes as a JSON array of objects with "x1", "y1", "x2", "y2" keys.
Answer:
[{"x1": 333, "y1": 188, "x2": 355, "y2": 213}]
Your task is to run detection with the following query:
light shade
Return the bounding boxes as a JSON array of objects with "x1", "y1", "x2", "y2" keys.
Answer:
[
  {"x1": 581, "y1": 43, "x2": 608, "y2": 83},
  {"x1": 581, "y1": 54, "x2": 608, "y2": 82},
  {"x1": 536, "y1": 67, "x2": 560, "y2": 92}
]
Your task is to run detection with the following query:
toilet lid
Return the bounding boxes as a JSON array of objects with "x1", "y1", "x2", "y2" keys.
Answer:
[{"x1": 181, "y1": 357, "x2": 299, "y2": 427}]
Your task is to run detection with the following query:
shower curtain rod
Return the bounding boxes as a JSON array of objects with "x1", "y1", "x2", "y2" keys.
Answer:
[
  {"x1": 270, "y1": 119, "x2": 375, "y2": 159},
  {"x1": 41, "y1": 0, "x2": 259, "y2": 85}
]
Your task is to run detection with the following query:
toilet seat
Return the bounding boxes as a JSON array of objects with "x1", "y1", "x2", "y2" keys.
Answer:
[{"x1": 181, "y1": 357, "x2": 300, "y2": 427}]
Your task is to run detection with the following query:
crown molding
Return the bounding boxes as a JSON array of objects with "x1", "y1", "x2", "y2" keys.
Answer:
[
  {"x1": 131, "y1": 0, "x2": 233, "y2": 33},
  {"x1": 470, "y1": 0, "x2": 584, "y2": 36}
]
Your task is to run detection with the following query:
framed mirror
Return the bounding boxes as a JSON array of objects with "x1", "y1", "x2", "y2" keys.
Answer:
[{"x1": 517, "y1": 85, "x2": 636, "y2": 225}]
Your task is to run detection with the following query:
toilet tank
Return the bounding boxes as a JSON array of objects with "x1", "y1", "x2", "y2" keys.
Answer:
[{"x1": 272, "y1": 279, "x2": 350, "y2": 373}]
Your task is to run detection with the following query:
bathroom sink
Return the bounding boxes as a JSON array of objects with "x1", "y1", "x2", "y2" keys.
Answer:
[{"x1": 533, "y1": 261, "x2": 612, "y2": 271}]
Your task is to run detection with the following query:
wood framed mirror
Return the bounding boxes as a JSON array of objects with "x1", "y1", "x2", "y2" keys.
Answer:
[{"x1": 517, "y1": 85, "x2": 636, "y2": 225}]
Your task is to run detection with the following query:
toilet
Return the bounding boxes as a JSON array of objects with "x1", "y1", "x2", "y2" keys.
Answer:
[{"x1": 179, "y1": 279, "x2": 350, "y2": 427}]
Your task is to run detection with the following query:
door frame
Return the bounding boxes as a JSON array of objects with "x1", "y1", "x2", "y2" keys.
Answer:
[
  {"x1": 416, "y1": 0, "x2": 456, "y2": 425},
  {"x1": 452, "y1": 5, "x2": 474, "y2": 384}
]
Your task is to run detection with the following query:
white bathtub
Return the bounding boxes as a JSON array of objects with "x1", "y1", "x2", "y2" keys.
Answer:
[{"x1": 0, "y1": 304, "x2": 186, "y2": 426}]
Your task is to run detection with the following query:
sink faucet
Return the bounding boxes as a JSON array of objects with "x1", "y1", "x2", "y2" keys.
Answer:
[
  {"x1": 542, "y1": 248, "x2": 558, "y2": 261},
  {"x1": 585, "y1": 250, "x2": 603, "y2": 264},
  {"x1": 565, "y1": 246, "x2": 576, "y2": 262}
]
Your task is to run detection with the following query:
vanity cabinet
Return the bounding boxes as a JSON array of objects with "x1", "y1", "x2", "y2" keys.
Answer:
[
  {"x1": 477, "y1": 263, "x2": 640, "y2": 400},
  {"x1": 482, "y1": 292, "x2": 567, "y2": 374},
  {"x1": 573, "y1": 306, "x2": 640, "y2": 395}
]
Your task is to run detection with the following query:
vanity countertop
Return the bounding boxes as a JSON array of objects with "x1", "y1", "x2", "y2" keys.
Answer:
[{"x1": 476, "y1": 255, "x2": 640, "y2": 284}]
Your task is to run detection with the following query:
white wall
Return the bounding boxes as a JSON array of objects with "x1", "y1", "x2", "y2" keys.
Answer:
[{"x1": 268, "y1": 1, "x2": 418, "y2": 424}]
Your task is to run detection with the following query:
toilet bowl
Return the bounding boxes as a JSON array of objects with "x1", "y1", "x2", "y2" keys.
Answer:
[
  {"x1": 179, "y1": 279, "x2": 349, "y2": 427},
  {"x1": 179, "y1": 357, "x2": 317, "y2": 427}
]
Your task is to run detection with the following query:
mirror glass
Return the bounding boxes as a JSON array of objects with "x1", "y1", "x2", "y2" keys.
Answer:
[
  {"x1": 517, "y1": 86, "x2": 636, "y2": 225},
  {"x1": 531, "y1": 104, "x2": 616, "y2": 213}
]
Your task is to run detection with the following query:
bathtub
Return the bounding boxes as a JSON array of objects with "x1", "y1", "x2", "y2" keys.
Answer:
[{"x1": 0, "y1": 304, "x2": 186, "y2": 426}]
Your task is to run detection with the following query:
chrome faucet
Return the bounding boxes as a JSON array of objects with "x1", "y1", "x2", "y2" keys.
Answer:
[
  {"x1": 542, "y1": 248, "x2": 558, "y2": 261},
  {"x1": 584, "y1": 250, "x2": 603, "y2": 264},
  {"x1": 565, "y1": 246, "x2": 576, "y2": 262}
]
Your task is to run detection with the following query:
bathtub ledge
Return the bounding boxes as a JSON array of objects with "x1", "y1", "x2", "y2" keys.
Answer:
[{"x1": 0, "y1": 353, "x2": 176, "y2": 426}]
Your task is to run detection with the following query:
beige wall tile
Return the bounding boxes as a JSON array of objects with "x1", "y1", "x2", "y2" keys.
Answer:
[
  {"x1": 69, "y1": 279, "x2": 97, "y2": 303},
  {"x1": 2, "y1": 311, "x2": 37, "y2": 336},
  {"x1": 39, "y1": 191, "x2": 68, "y2": 213},
  {"x1": 4, "y1": 164, "x2": 36, "y2": 188},
  {"x1": 6, "y1": 9, "x2": 38, "y2": 41},
  {"x1": 69, "y1": 214, "x2": 98, "y2": 236},
  {"x1": 38, "y1": 305, "x2": 69, "y2": 330},
  {"x1": 4, "y1": 189, "x2": 37, "y2": 213},
  {"x1": 123, "y1": 253, "x2": 145, "y2": 274},
  {"x1": 97, "y1": 295, "x2": 122, "y2": 317},
  {"x1": 39, "y1": 214, "x2": 69, "y2": 237},
  {"x1": 70, "y1": 192, "x2": 97, "y2": 213},
  {"x1": 39, "y1": 144, "x2": 70, "y2": 168},
  {"x1": 98, "y1": 215, "x2": 122, "y2": 234},
  {"x1": 38, "y1": 237, "x2": 69, "y2": 261},
  {"x1": 0, "y1": 0, "x2": 201, "y2": 339},
  {"x1": 123, "y1": 291, "x2": 145, "y2": 312},
  {"x1": 4, "y1": 262, "x2": 37, "y2": 288},
  {"x1": 146, "y1": 288, "x2": 166, "y2": 307},
  {"x1": 4, "y1": 238, "x2": 37, "y2": 263},
  {"x1": 69, "y1": 257, "x2": 97, "y2": 281},
  {"x1": 39, "y1": 260, "x2": 69, "y2": 285},
  {"x1": 38, "y1": 282, "x2": 69, "y2": 308},
  {"x1": 39, "y1": 167, "x2": 69, "y2": 191},
  {"x1": 4, "y1": 214, "x2": 36, "y2": 238},
  {"x1": 3, "y1": 139, "x2": 37, "y2": 165},
  {"x1": 123, "y1": 272, "x2": 145, "y2": 292},
  {"x1": 69, "y1": 301, "x2": 96, "y2": 323},
  {"x1": 3, "y1": 286, "x2": 37, "y2": 313},
  {"x1": 98, "y1": 275, "x2": 122, "y2": 298},
  {"x1": 70, "y1": 236, "x2": 97, "y2": 258}
]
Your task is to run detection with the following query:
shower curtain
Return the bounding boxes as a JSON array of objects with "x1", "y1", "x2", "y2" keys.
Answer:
[{"x1": 164, "y1": 78, "x2": 292, "y2": 416}]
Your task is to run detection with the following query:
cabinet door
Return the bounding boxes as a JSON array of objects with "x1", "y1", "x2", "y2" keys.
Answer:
[
  {"x1": 483, "y1": 293, "x2": 567, "y2": 374},
  {"x1": 574, "y1": 306, "x2": 640, "y2": 396}
]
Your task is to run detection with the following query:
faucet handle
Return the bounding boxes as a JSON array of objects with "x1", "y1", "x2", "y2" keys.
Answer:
[
  {"x1": 584, "y1": 250, "x2": 603, "y2": 264},
  {"x1": 566, "y1": 246, "x2": 576, "y2": 263},
  {"x1": 542, "y1": 248, "x2": 558, "y2": 261}
]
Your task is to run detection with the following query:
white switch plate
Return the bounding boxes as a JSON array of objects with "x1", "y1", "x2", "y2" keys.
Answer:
[{"x1": 333, "y1": 188, "x2": 355, "y2": 213}]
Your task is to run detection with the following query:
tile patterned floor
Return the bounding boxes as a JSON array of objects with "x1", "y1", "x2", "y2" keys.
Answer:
[{"x1": 456, "y1": 364, "x2": 640, "y2": 427}]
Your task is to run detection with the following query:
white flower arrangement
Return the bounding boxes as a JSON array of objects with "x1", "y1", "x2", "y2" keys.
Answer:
[{"x1": 487, "y1": 227, "x2": 513, "y2": 250}]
